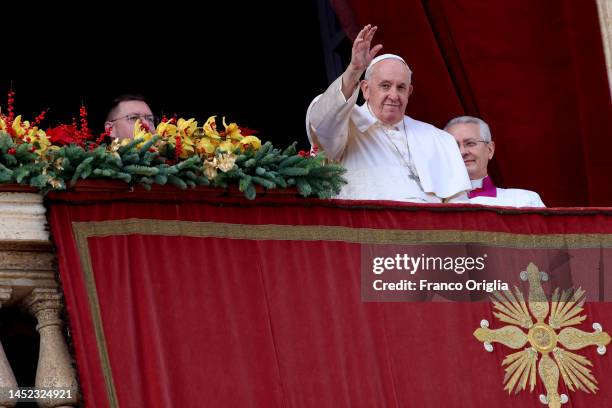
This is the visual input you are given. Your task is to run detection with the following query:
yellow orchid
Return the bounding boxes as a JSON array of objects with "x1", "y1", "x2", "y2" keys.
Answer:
[
  {"x1": 218, "y1": 140, "x2": 237, "y2": 153},
  {"x1": 154, "y1": 122, "x2": 194, "y2": 159},
  {"x1": 156, "y1": 121, "x2": 178, "y2": 138},
  {"x1": 179, "y1": 139, "x2": 195, "y2": 159},
  {"x1": 27, "y1": 129, "x2": 51, "y2": 155},
  {"x1": 0, "y1": 116, "x2": 6, "y2": 132},
  {"x1": 239, "y1": 135, "x2": 262, "y2": 151},
  {"x1": 5, "y1": 115, "x2": 51, "y2": 156},
  {"x1": 164, "y1": 119, "x2": 197, "y2": 159},
  {"x1": 132, "y1": 120, "x2": 155, "y2": 148},
  {"x1": 196, "y1": 137, "x2": 219, "y2": 155},
  {"x1": 222, "y1": 117, "x2": 244, "y2": 141},
  {"x1": 181, "y1": 139, "x2": 196, "y2": 156},
  {"x1": 202, "y1": 116, "x2": 221, "y2": 139},
  {"x1": 163, "y1": 136, "x2": 195, "y2": 158},
  {"x1": 12, "y1": 115, "x2": 27, "y2": 137},
  {"x1": 177, "y1": 118, "x2": 198, "y2": 137}
]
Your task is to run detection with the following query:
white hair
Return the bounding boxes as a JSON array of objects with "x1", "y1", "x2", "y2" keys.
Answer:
[
  {"x1": 364, "y1": 53, "x2": 413, "y2": 82},
  {"x1": 444, "y1": 116, "x2": 492, "y2": 142}
]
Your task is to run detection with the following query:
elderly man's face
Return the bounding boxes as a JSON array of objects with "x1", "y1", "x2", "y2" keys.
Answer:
[
  {"x1": 105, "y1": 100, "x2": 155, "y2": 140},
  {"x1": 446, "y1": 122, "x2": 495, "y2": 180},
  {"x1": 361, "y1": 59, "x2": 413, "y2": 126}
]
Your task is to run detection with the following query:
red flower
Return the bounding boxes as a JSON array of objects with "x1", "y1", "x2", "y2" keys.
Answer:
[
  {"x1": 7, "y1": 148, "x2": 16, "y2": 155},
  {"x1": 6, "y1": 90, "x2": 15, "y2": 122},
  {"x1": 95, "y1": 128, "x2": 112, "y2": 145},
  {"x1": 46, "y1": 124, "x2": 81, "y2": 146},
  {"x1": 174, "y1": 136, "x2": 182, "y2": 160},
  {"x1": 32, "y1": 109, "x2": 47, "y2": 126}
]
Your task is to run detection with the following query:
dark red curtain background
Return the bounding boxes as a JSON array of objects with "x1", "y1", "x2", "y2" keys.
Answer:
[
  {"x1": 331, "y1": 0, "x2": 612, "y2": 207},
  {"x1": 46, "y1": 186, "x2": 612, "y2": 407}
]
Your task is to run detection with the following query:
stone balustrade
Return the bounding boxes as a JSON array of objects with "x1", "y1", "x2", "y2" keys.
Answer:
[{"x1": 0, "y1": 191, "x2": 78, "y2": 407}]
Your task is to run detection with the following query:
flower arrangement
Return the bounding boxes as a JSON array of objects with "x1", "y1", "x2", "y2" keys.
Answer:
[{"x1": 0, "y1": 92, "x2": 346, "y2": 199}]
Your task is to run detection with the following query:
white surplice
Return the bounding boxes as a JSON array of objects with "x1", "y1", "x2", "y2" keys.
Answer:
[{"x1": 468, "y1": 178, "x2": 546, "y2": 208}]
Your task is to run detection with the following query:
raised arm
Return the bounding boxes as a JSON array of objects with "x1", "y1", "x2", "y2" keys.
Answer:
[
  {"x1": 306, "y1": 25, "x2": 382, "y2": 160},
  {"x1": 341, "y1": 24, "x2": 383, "y2": 99}
]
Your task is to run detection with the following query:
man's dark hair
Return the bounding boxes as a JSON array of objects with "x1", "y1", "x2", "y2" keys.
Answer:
[{"x1": 105, "y1": 94, "x2": 151, "y2": 122}]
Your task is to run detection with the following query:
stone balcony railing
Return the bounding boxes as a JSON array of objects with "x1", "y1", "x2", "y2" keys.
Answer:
[{"x1": 0, "y1": 189, "x2": 79, "y2": 407}]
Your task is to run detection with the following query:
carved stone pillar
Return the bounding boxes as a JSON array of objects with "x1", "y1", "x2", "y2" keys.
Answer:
[
  {"x1": 0, "y1": 287, "x2": 17, "y2": 408},
  {"x1": 0, "y1": 190, "x2": 80, "y2": 407},
  {"x1": 25, "y1": 290, "x2": 79, "y2": 407}
]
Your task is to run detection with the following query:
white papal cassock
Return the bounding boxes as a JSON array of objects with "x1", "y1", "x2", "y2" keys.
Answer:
[{"x1": 306, "y1": 76, "x2": 471, "y2": 203}]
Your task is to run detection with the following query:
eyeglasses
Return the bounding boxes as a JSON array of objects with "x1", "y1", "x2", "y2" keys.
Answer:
[
  {"x1": 108, "y1": 114, "x2": 157, "y2": 125},
  {"x1": 457, "y1": 139, "x2": 488, "y2": 149}
]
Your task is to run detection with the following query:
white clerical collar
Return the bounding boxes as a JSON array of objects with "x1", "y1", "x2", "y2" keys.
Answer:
[{"x1": 471, "y1": 177, "x2": 485, "y2": 189}]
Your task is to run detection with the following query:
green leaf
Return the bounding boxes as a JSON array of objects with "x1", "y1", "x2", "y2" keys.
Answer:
[
  {"x1": 154, "y1": 174, "x2": 168, "y2": 185},
  {"x1": 281, "y1": 142, "x2": 297, "y2": 156},
  {"x1": 195, "y1": 176, "x2": 210, "y2": 186},
  {"x1": 279, "y1": 167, "x2": 309, "y2": 176},
  {"x1": 244, "y1": 184, "x2": 256, "y2": 200},
  {"x1": 113, "y1": 172, "x2": 132, "y2": 183},
  {"x1": 93, "y1": 169, "x2": 113, "y2": 177},
  {"x1": 239, "y1": 175, "x2": 252, "y2": 192},
  {"x1": 167, "y1": 174, "x2": 187, "y2": 189},
  {"x1": 72, "y1": 156, "x2": 95, "y2": 183},
  {"x1": 296, "y1": 178, "x2": 312, "y2": 197},
  {"x1": 123, "y1": 165, "x2": 159, "y2": 176},
  {"x1": 251, "y1": 176, "x2": 275, "y2": 189},
  {"x1": 279, "y1": 155, "x2": 304, "y2": 169}
]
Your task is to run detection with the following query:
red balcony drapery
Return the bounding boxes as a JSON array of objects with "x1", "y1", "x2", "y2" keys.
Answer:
[
  {"x1": 46, "y1": 184, "x2": 612, "y2": 407},
  {"x1": 330, "y1": 0, "x2": 612, "y2": 207}
]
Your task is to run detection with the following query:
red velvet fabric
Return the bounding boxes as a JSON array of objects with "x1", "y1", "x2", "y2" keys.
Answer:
[
  {"x1": 46, "y1": 186, "x2": 612, "y2": 407},
  {"x1": 331, "y1": 0, "x2": 612, "y2": 207}
]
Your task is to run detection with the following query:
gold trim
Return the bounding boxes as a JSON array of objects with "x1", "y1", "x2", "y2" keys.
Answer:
[
  {"x1": 71, "y1": 219, "x2": 612, "y2": 406},
  {"x1": 73, "y1": 225, "x2": 120, "y2": 408},
  {"x1": 73, "y1": 219, "x2": 612, "y2": 248}
]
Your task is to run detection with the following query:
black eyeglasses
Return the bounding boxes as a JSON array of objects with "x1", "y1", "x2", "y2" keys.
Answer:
[
  {"x1": 457, "y1": 139, "x2": 488, "y2": 149},
  {"x1": 108, "y1": 114, "x2": 157, "y2": 125}
]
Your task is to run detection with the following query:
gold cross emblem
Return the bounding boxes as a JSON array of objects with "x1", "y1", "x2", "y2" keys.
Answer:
[{"x1": 474, "y1": 263, "x2": 611, "y2": 407}]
